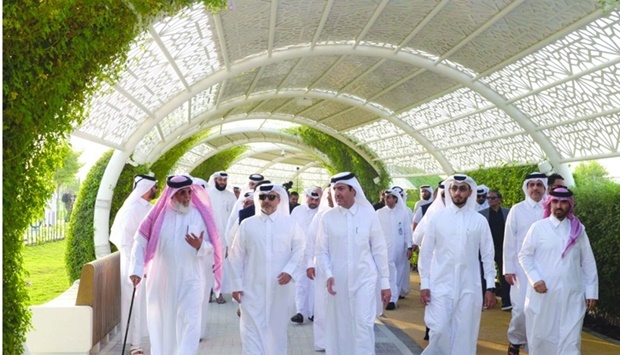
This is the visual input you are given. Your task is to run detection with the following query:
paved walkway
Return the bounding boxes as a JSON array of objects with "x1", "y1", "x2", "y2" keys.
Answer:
[
  {"x1": 98, "y1": 294, "x2": 421, "y2": 354},
  {"x1": 97, "y1": 272, "x2": 620, "y2": 354}
]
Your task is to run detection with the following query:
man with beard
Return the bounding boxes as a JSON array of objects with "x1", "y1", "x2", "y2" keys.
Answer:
[
  {"x1": 316, "y1": 172, "x2": 390, "y2": 354},
  {"x1": 290, "y1": 187, "x2": 322, "y2": 324},
  {"x1": 519, "y1": 187, "x2": 597, "y2": 354},
  {"x1": 418, "y1": 174, "x2": 496, "y2": 354},
  {"x1": 413, "y1": 185, "x2": 433, "y2": 214},
  {"x1": 109, "y1": 174, "x2": 157, "y2": 355},
  {"x1": 503, "y1": 172, "x2": 547, "y2": 355},
  {"x1": 475, "y1": 184, "x2": 490, "y2": 212},
  {"x1": 206, "y1": 171, "x2": 237, "y2": 305},
  {"x1": 229, "y1": 184, "x2": 304, "y2": 354},
  {"x1": 130, "y1": 175, "x2": 222, "y2": 355}
]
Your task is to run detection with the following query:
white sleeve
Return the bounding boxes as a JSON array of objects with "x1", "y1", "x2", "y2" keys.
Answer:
[
  {"x1": 129, "y1": 232, "x2": 147, "y2": 278},
  {"x1": 518, "y1": 223, "x2": 541, "y2": 287},
  {"x1": 316, "y1": 217, "x2": 333, "y2": 281},
  {"x1": 503, "y1": 208, "x2": 518, "y2": 275},
  {"x1": 369, "y1": 213, "x2": 390, "y2": 290},
  {"x1": 228, "y1": 222, "x2": 247, "y2": 292},
  {"x1": 579, "y1": 229, "x2": 598, "y2": 299},
  {"x1": 418, "y1": 219, "x2": 437, "y2": 290}
]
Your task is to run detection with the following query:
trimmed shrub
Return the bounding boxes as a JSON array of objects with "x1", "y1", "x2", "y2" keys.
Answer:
[
  {"x1": 191, "y1": 145, "x2": 248, "y2": 179},
  {"x1": 150, "y1": 132, "x2": 208, "y2": 190},
  {"x1": 467, "y1": 164, "x2": 538, "y2": 207}
]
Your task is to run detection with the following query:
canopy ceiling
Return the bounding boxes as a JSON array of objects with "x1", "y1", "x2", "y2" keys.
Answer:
[{"x1": 72, "y1": 0, "x2": 620, "y2": 187}]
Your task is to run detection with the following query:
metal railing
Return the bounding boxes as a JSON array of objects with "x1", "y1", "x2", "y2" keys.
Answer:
[{"x1": 24, "y1": 194, "x2": 73, "y2": 245}]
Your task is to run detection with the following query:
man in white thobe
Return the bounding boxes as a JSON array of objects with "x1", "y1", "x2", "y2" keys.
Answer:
[
  {"x1": 475, "y1": 184, "x2": 490, "y2": 212},
  {"x1": 519, "y1": 186, "x2": 597, "y2": 355},
  {"x1": 206, "y1": 171, "x2": 237, "y2": 302},
  {"x1": 130, "y1": 175, "x2": 223, "y2": 355},
  {"x1": 305, "y1": 186, "x2": 334, "y2": 352},
  {"x1": 418, "y1": 174, "x2": 496, "y2": 354},
  {"x1": 109, "y1": 174, "x2": 157, "y2": 354},
  {"x1": 316, "y1": 172, "x2": 391, "y2": 355},
  {"x1": 229, "y1": 184, "x2": 304, "y2": 355},
  {"x1": 376, "y1": 188, "x2": 412, "y2": 311},
  {"x1": 413, "y1": 185, "x2": 434, "y2": 214},
  {"x1": 225, "y1": 173, "x2": 266, "y2": 244},
  {"x1": 503, "y1": 172, "x2": 547, "y2": 354},
  {"x1": 391, "y1": 185, "x2": 414, "y2": 298},
  {"x1": 290, "y1": 187, "x2": 322, "y2": 324}
]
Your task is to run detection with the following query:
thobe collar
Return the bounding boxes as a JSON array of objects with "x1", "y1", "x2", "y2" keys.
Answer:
[
  {"x1": 549, "y1": 215, "x2": 568, "y2": 229},
  {"x1": 337, "y1": 202, "x2": 359, "y2": 216},
  {"x1": 447, "y1": 203, "x2": 468, "y2": 214},
  {"x1": 259, "y1": 211, "x2": 280, "y2": 223},
  {"x1": 525, "y1": 197, "x2": 544, "y2": 209}
]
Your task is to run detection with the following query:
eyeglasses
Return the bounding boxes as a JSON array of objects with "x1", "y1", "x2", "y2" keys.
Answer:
[
  {"x1": 258, "y1": 194, "x2": 278, "y2": 201},
  {"x1": 450, "y1": 185, "x2": 470, "y2": 192},
  {"x1": 487, "y1": 196, "x2": 499, "y2": 200}
]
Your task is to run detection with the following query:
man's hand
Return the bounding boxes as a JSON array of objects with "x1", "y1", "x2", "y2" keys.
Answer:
[
  {"x1": 533, "y1": 280, "x2": 547, "y2": 294},
  {"x1": 505, "y1": 273, "x2": 516, "y2": 285},
  {"x1": 277, "y1": 272, "x2": 292, "y2": 285},
  {"x1": 381, "y1": 289, "x2": 391, "y2": 305},
  {"x1": 586, "y1": 299, "x2": 597, "y2": 311},
  {"x1": 406, "y1": 248, "x2": 413, "y2": 260},
  {"x1": 185, "y1": 230, "x2": 204, "y2": 251},
  {"x1": 129, "y1": 275, "x2": 141, "y2": 287},
  {"x1": 483, "y1": 290, "x2": 496, "y2": 310},
  {"x1": 306, "y1": 267, "x2": 316, "y2": 280},
  {"x1": 326, "y1": 277, "x2": 337, "y2": 295},
  {"x1": 420, "y1": 289, "x2": 431, "y2": 305},
  {"x1": 232, "y1": 291, "x2": 244, "y2": 303}
]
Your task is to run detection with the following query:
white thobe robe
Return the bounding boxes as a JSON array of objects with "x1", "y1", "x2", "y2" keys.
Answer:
[
  {"x1": 316, "y1": 204, "x2": 390, "y2": 355},
  {"x1": 207, "y1": 187, "x2": 237, "y2": 291},
  {"x1": 518, "y1": 216, "x2": 598, "y2": 355},
  {"x1": 377, "y1": 206, "x2": 412, "y2": 304},
  {"x1": 110, "y1": 198, "x2": 151, "y2": 346},
  {"x1": 290, "y1": 204, "x2": 319, "y2": 318},
  {"x1": 418, "y1": 204, "x2": 495, "y2": 355},
  {"x1": 306, "y1": 208, "x2": 330, "y2": 351},
  {"x1": 229, "y1": 212, "x2": 304, "y2": 355},
  {"x1": 503, "y1": 199, "x2": 544, "y2": 345},
  {"x1": 130, "y1": 208, "x2": 213, "y2": 355},
  {"x1": 399, "y1": 207, "x2": 414, "y2": 297}
]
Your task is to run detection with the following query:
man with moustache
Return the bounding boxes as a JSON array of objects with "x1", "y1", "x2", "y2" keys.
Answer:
[
  {"x1": 316, "y1": 172, "x2": 391, "y2": 354},
  {"x1": 129, "y1": 175, "x2": 222, "y2": 355},
  {"x1": 519, "y1": 186, "x2": 597, "y2": 354},
  {"x1": 503, "y1": 172, "x2": 547, "y2": 355},
  {"x1": 418, "y1": 174, "x2": 496, "y2": 354},
  {"x1": 229, "y1": 183, "x2": 304, "y2": 354}
]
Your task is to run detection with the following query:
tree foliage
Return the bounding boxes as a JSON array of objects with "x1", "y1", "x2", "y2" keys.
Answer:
[
  {"x1": 53, "y1": 144, "x2": 83, "y2": 189},
  {"x1": 191, "y1": 145, "x2": 248, "y2": 179},
  {"x1": 573, "y1": 161, "x2": 609, "y2": 186},
  {"x1": 3, "y1": 1, "x2": 227, "y2": 352},
  {"x1": 287, "y1": 126, "x2": 390, "y2": 199}
]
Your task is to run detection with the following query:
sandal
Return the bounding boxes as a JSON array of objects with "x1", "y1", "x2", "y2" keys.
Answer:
[
  {"x1": 216, "y1": 295, "x2": 227, "y2": 304},
  {"x1": 507, "y1": 343, "x2": 520, "y2": 355},
  {"x1": 129, "y1": 346, "x2": 144, "y2": 355}
]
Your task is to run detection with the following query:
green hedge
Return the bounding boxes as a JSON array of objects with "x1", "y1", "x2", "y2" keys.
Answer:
[
  {"x1": 288, "y1": 126, "x2": 390, "y2": 199},
  {"x1": 150, "y1": 132, "x2": 208, "y2": 190},
  {"x1": 573, "y1": 181, "x2": 620, "y2": 325},
  {"x1": 3, "y1": 1, "x2": 227, "y2": 351},
  {"x1": 467, "y1": 164, "x2": 538, "y2": 207},
  {"x1": 190, "y1": 145, "x2": 248, "y2": 179},
  {"x1": 65, "y1": 151, "x2": 149, "y2": 282}
]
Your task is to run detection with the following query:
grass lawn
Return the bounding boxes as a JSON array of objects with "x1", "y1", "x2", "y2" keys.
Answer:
[{"x1": 22, "y1": 239, "x2": 71, "y2": 305}]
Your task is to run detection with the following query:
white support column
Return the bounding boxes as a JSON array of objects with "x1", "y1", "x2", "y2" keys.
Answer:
[
  {"x1": 555, "y1": 163, "x2": 575, "y2": 187},
  {"x1": 93, "y1": 149, "x2": 131, "y2": 258}
]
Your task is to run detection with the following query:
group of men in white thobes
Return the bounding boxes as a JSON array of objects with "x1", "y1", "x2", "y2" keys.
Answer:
[{"x1": 413, "y1": 172, "x2": 598, "y2": 355}]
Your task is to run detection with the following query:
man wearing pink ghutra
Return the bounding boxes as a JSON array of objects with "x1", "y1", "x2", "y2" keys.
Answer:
[
  {"x1": 519, "y1": 186, "x2": 598, "y2": 355},
  {"x1": 129, "y1": 175, "x2": 223, "y2": 355}
]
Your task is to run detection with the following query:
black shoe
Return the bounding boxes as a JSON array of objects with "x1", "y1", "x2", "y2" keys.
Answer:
[
  {"x1": 508, "y1": 343, "x2": 521, "y2": 355},
  {"x1": 424, "y1": 327, "x2": 430, "y2": 341},
  {"x1": 398, "y1": 295, "x2": 405, "y2": 300},
  {"x1": 291, "y1": 313, "x2": 303, "y2": 324},
  {"x1": 308, "y1": 316, "x2": 314, "y2": 322},
  {"x1": 386, "y1": 302, "x2": 396, "y2": 310}
]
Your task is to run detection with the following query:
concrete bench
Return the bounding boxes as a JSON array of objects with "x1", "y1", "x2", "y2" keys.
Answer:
[{"x1": 26, "y1": 252, "x2": 121, "y2": 354}]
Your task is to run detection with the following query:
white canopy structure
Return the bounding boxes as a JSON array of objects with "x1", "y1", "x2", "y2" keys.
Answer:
[{"x1": 72, "y1": 0, "x2": 620, "y2": 256}]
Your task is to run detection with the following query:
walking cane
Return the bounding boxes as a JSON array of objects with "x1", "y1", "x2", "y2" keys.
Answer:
[{"x1": 121, "y1": 285, "x2": 137, "y2": 355}]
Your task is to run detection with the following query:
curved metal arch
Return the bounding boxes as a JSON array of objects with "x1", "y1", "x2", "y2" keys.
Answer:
[
  {"x1": 147, "y1": 109, "x2": 383, "y2": 174},
  {"x1": 256, "y1": 153, "x2": 310, "y2": 174},
  {"x1": 290, "y1": 161, "x2": 324, "y2": 182},
  {"x1": 123, "y1": 43, "x2": 563, "y2": 177},
  {"x1": 186, "y1": 134, "x2": 331, "y2": 173}
]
